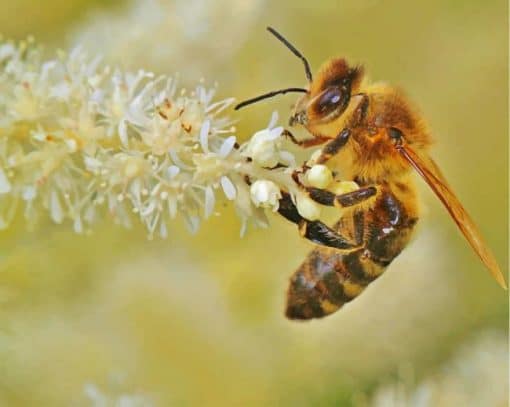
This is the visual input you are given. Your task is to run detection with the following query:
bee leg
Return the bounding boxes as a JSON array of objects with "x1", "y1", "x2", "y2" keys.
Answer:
[
  {"x1": 315, "y1": 128, "x2": 351, "y2": 164},
  {"x1": 282, "y1": 129, "x2": 330, "y2": 148},
  {"x1": 286, "y1": 129, "x2": 351, "y2": 184},
  {"x1": 305, "y1": 186, "x2": 377, "y2": 208},
  {"x1": 278, "y1": 191, "x2": 359, "y2": 249}
]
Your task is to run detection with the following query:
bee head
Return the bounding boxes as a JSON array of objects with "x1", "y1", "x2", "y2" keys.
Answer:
[
  {"x1": 290, "y1": 59, "x2": 364, "y2": 128},
  {"x1": 234, "y1": 28, "x2": 364, "y2": 139}
]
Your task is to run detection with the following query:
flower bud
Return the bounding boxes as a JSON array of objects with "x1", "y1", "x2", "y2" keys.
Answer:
[
  {"x1": 241, "y1": 127, "x2": 283, "y2": 167},
  {"x1": 250, "y1": 180, "x2": 282, "y2": 211}
]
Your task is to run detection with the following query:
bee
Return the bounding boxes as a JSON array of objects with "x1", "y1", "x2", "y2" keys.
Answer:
[{"x1": 235, "y1": 27, "x2": 507, "y2": 320}]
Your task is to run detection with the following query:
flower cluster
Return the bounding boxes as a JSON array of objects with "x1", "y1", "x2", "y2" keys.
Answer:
[
  {"x1": 71, "y1": 0, "x2": 264, "y2": 80},
  {"x1": 0, "y1": 39, "x2": 301, "y2": 237},
  {"x1": 368, "y1": 331, "x2": 508, "y2": 407},
  {"x1": 83, "y1": 381, "x2": 154, "y2": 406}
]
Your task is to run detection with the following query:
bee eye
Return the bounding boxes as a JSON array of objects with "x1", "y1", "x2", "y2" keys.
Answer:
[{"x1": 316, "y1": 87, "x2": 344, "y2": 114}]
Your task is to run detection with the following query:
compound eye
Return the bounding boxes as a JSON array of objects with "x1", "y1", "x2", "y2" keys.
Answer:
[{"x1": 316, "y1": 87, "x2": 344, "y2": 114}]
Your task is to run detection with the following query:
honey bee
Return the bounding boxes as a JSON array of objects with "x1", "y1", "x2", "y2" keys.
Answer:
[{"x1": 236, "y1": 27, "x2": 507, "y2": 320}]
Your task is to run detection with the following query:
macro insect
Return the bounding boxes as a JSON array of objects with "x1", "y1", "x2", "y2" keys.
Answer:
[{"x1": 236, "y1": 27, "x2": 507, "y2": 320}]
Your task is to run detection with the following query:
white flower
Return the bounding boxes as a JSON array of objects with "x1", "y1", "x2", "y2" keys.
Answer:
[
  {"x1": 307, "y1": 164, "x2": 333, "y2": 188},
  {"x1": 241, "y1": 126, "x2": 283, "y2": 167},
  {"x1": 0, "y1": 39, "x2": 243, "y2": 237},
  {"x1": 239, "y1": 111, "x2": 296, "y2": 168},
  {"x1": 250, "y1": 180, "x2": 282, "y2": 211}
]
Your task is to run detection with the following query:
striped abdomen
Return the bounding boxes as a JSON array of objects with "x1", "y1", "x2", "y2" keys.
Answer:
[{"x1": 286, "y1": 184, "x2": 418, "y2": 320}]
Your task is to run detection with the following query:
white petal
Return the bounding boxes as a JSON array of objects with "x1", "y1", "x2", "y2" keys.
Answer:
[
  {"x1": 107, "y1": 192, "x2": 116, "y2": 211},
  {"x1": 22, "y1": 186, "x2": 36, "y2": 201},
  {"x1": 118, "y1": 119, "x2": 128, "y2": 147},
  {"x1": 167, "y1": 165, "x2": 180, "y2": 179},
  {"x1": 84, "y1": 156, "x2": 102, "y2": 171},
  {"x1": 204, "y1": 186, "x2": 215, "y2": 218},
  {"x1": 90, "y1": 89, "x2": 104, "y2": 104},
  {"x1": 116, "y1": 203, "x2": 132, "y2": 228},
  {"x1": 220, "y1": 176, "x2": 236, "y2": 200},
  {"x1": 0, "y1": 168, "x2": 12, "y2": 194},
  {"x1": 268, "y1": 126, "x2": 283, "y2": 140},
  {"x1": 159, "y1": 221, "x2": 168, "y2": 238},
  {"x1": 167, "y1": 198, "x2": 177, "y2": 219},
  {"x1": 267, "y1": 111, "x2": 279, "y2": 129},
  {"x1": 140, "y1": 200, "x2": 156, "y2": 217},
  {"x1": 185, "y1": 214, "x2": 200, "y2": 234},
  {"x1": 130, "y1": 178, "x2": 142, "y2": 202},
  {"x1": 239, "y1": 217, "x2": 247, "y2": 237},
  {"x1": 50, "y1": 191, "x2": 64, "y2": 223},
  {"x1": 218, "y1": 136, "x2": 237, "y2": 158},
  {"x1": 73, "y1": 215, "x2": 83, "y2": 234},
  {"x1": 253, "y1": 208, "x2": 269, "y2": 228},
  {"x1": 169, "y1": 149, "x2": 193, "y2": 170},
  {"x1": 50, "y1": 82, "x2": 71, "y2": 100},
  {"x1": 199, "y1": 120, "x2": 210, "y2": 152},
  {"x1": 206, "y1": 97, "x2": 235, "y2": 114},
  {"x1": 64, "y1": 138, "x2": 78, "y2": 152},
  {"x1": 147, "y1": 212, "x2": 160, "y2": 236},
  {"x1": 0, "y1": 43, "x2": 15, "y2": 61},
  {"x1": 40, "y1": 61, "x2": 57, "y2": 81},
  {"x1": 84, "y1": 205, "x2": 96, "y2": 223}
]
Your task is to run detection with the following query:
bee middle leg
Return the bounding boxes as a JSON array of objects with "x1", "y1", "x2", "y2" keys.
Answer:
[
  {"x1": 277, "y1": 191, "x2": 359, "y2": 250},
  {"x1": 306, "y1": 186, "x2": 377, "y2": 208}
]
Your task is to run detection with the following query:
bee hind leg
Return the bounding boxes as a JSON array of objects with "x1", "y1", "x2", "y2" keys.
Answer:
[{"x1": 277, "y1": 191, "x2": 359, "y2": 250}]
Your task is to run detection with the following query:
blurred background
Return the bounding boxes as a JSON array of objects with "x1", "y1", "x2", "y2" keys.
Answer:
[{"x1": 0, "y1": 0, "x2": 507, "y2": 405}]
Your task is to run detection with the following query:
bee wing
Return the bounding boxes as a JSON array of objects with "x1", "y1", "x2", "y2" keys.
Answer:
[{"x1": 396, "y1": 143, "x2": 507, "y2": 289}]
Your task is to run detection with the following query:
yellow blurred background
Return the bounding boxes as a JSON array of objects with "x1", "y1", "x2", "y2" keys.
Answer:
[{"x1": 0, "y1": 0, "x2": 507, "y2": 405}]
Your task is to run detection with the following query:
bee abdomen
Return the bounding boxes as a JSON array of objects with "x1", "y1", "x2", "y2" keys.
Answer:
[
  {"x1": 285, "y1": 248, "x2": 387, "y2": 320},
  {"x1": 286, "y1": 186, "x2": 418, "y2": 320}
]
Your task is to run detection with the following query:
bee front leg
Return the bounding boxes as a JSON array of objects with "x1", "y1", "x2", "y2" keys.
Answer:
[
  {"x1": 312, "y1": 95, "x2": 369, "y2": 164},
  {"x1": 278, "y1": 191, "x2": 359, "y2": 250},
  {"x1": 314, "y1": 128, "x2": 351, "y2": 164},
  {"x1": 282, "y1": 129, "x2": 330, "y2": 148}
]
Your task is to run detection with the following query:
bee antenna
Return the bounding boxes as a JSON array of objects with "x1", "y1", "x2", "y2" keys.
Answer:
[
  {"x1": 234, "y1": 87, "x2": 307, "y2": 110},
  {"x1": 267, "y1": 26, "x2": 312, "y2": 83}
]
